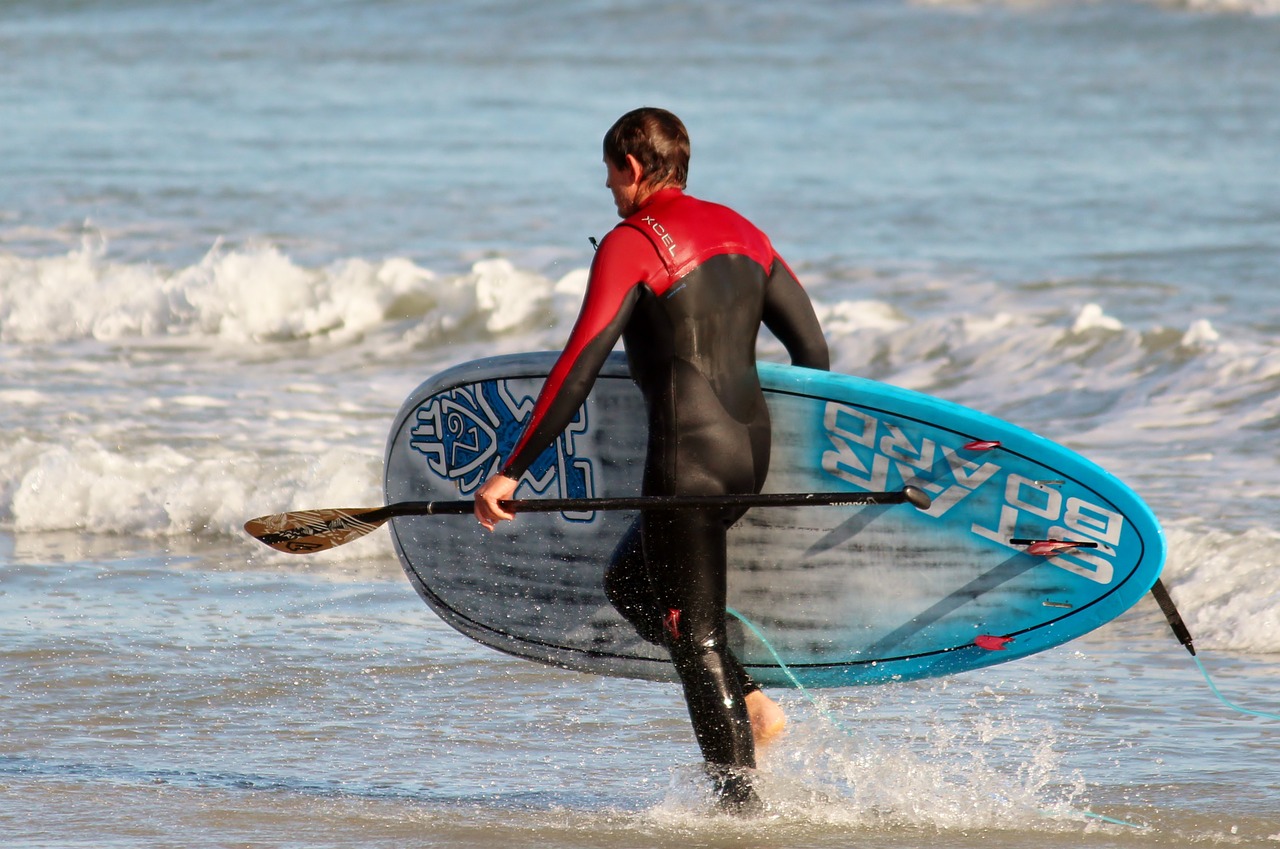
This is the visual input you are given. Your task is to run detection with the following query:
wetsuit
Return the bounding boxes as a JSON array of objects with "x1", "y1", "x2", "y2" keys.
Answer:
[{"x1": 500, "y1": 188, "x2": 828, "y2": 797}]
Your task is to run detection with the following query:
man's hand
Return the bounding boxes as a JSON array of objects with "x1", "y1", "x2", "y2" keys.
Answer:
[{"x1": 474, "y1": 474, "x2": 519, "y2": 531}]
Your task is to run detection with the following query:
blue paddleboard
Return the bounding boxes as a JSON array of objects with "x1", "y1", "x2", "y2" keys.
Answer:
[{"x1": 384, "y1": 353, "x2": 1165, "y2": 688}]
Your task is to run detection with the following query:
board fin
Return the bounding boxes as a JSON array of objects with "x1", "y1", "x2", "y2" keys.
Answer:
[{"x1": 1010, "y1": 538, "x2": 1100, "y2": 556}]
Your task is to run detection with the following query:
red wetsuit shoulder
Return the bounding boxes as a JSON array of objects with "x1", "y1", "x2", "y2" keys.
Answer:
[{"x1": 617, "y1": 189, "x2": 776, "y2": 289}]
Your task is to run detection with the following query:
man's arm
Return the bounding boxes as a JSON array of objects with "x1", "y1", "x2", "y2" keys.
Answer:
[
  {"x1": 475, "y1": 227, "x2": 654, "y2": 529},
  {"x1": 499, "y1": 227, "x2": 654, "y2": 480},
  {"x1": 762, "y1": 257, "x2": 829, "y2": 371}
]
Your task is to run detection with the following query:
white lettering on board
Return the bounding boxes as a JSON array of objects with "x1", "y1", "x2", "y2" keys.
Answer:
[
  {"x1": 820, "y1": 402, "x2": 1124, "y2": 587},
  {"x1": 822, "y1": 401, "x2": 1000, "y2": 517},
  {"x1": 821, "y1": 403, "x2": 888, "y2": 490},
  {"x1": 970, "y1": 474, "x2": 1122, "y2": 585},
  {"x1": 1064, "y1": 497, "x2": 1124, "y2": 545}
]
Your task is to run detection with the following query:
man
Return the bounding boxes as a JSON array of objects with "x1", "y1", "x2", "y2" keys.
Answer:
[{"x1": 474, "y1": 107, "x2": 829, "y2": 811}]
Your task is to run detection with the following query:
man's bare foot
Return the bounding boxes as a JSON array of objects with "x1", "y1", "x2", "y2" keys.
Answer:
[{"x1": 745, "y1": 690, "x2": 786, "y2": 747}]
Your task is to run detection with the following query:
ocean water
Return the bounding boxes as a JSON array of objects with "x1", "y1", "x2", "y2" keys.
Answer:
[{"x1": 2, "y1": 0, "x2": 1278, "y2": 846}]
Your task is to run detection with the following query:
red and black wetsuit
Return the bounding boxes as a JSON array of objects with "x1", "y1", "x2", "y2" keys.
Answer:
[{"x1": 500, "y1": 188, "x2": 828, "y2": 796}]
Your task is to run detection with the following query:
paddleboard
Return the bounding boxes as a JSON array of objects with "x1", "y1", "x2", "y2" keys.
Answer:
[{"x1": 384, "y1": 352, "x2": 1165, "y2": 688}]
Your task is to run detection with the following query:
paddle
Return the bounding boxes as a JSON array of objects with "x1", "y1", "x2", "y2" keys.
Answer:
[{"x1": 244, "y1": 485, "x2": 933, "y2": 554}]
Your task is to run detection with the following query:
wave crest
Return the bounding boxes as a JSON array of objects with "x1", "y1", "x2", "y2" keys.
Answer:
[{"x1": 0, "y1": 240, "x2": 574, "y2": 346}]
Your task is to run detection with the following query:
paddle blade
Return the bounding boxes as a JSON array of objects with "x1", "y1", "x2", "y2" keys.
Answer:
[{"x1": 243, "y1": 508, "x2": 388, "y2": 554}]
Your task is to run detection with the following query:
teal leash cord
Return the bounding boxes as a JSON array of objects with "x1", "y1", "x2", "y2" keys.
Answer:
[
  {"x1": 724, "y1": 606, "x2": 1147, "y2": 830},
  {"x1": 726, "y1": 606, "x2": 856, "y2": 737},
  {"x1": 1152, "y1": 580, "x2": 1279, "y2": 721},
  {"x1": 1194, "y1": 656, "x2": 1280, "y2": 721}
]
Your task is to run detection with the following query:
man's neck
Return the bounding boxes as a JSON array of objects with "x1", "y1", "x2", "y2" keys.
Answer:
[{"x1": 634, "y1": 184, "x2": 682, "y2": 210}]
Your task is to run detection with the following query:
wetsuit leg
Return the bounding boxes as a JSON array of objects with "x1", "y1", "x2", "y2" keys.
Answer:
[
  {"x1": 604, "y1": 397, "x2": 772, "y2": 812},
  {"x1": 603, "y1": 519, "x2": 664, "y2": 645},
  {"x1": 604, "y1": 517, "x2": 760, "y2": 697},
  {"x1": 642, "y1": 508, "x2": 756, "y2": 775}
]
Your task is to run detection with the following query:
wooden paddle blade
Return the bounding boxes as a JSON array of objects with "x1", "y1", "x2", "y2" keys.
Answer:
[{"x1": 243, "y1": 508, "x2": 388, "y2": 554}]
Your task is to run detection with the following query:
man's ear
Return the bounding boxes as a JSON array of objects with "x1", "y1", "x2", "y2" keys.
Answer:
[{"x1": 624, "y1": 153, "x2": 646, "y2": 186}]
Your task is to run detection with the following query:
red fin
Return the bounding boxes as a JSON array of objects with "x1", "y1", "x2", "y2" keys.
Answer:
[
  {"x1": 1026, "y1": 540, "x2": 1079, "y2": 556},
  {"x1": 975, "y1": 635, "x2": 1013, "y2": 651},
  {"x1": 963, "y1": 440, "x2": 1001, "y2": 451}
]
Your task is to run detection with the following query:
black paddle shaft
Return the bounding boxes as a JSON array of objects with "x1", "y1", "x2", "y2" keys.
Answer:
[
  {"x1": 246, "y1": 486, "x2": 932, "y2": 553},
  {"x1": 380, "y1": 485, "x2": 932, "y2": 520}
]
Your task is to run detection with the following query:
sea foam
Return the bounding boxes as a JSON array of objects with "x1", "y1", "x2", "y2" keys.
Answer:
[{"x1": 0, "y1": 240, "x2": 580, "y2": 347}]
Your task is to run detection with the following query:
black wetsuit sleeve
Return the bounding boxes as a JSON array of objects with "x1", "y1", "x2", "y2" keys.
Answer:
[{"x1": 762, "y1": 257, "x2": 829, "y2": 371}]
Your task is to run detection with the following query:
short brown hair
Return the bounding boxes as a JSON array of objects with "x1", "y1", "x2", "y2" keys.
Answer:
[{"x1": 603, "y1": 107, "x2": 690, "y2": 189}]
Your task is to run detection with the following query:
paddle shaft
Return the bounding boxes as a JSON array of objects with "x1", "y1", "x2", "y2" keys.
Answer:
[
  {"x1": 245, "y1": 486, "x2": 931, "y2": 553},
  {"x1": 378, "y1": 486, "x2": 927, "y2": 521}
]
